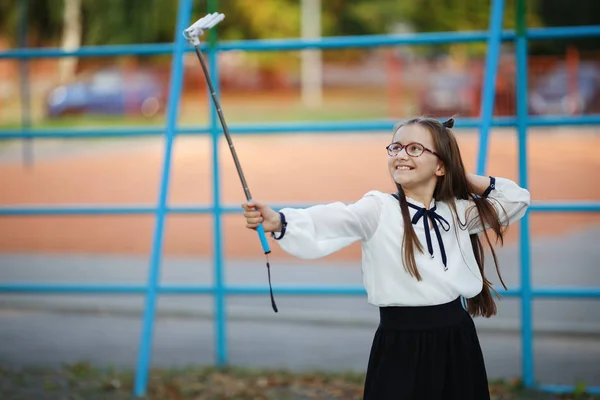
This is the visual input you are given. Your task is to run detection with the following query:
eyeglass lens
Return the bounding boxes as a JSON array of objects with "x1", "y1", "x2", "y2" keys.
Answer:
[{"x1": 388, "y1": 143, "x2": 424, "y2": 157}]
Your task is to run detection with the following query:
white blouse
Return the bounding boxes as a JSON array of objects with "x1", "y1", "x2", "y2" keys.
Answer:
[{"x1": 274, "y1": 177, "x2": 531, "y2": 307}]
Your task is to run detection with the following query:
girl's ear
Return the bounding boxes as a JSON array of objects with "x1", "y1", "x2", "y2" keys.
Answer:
[{"x1": 435, "y1": 162, "x2": 446, "y2": 177}]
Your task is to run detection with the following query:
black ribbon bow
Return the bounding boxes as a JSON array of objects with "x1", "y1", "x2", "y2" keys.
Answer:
[{"x1": 407, "y1": 202, "x2": 451, "y2": 270}]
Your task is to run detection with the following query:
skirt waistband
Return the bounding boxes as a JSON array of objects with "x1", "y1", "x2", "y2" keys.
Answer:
[{"x1": 378, "y1": 297, "x2": 467, "y2": 330}]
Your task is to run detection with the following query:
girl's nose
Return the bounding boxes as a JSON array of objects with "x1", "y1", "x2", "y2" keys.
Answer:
[{"x1": 395, "y1": 148, "x2": 409, "y2": 160}]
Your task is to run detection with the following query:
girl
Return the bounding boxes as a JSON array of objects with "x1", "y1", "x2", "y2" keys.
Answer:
[{"x1": 242, "y1": 117, "x2": 530, "y2": 400}]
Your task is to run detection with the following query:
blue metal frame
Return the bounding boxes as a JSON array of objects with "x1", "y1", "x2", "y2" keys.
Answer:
[
  {"x1": 515, "y1": 0, "x2": 534, "y2": 389},
  {"x1": 133, "y1": 0, "x2": 193, "y2": 394},
  {"x1": 476, "y1": 0, "x2": 505, "y2": 176},
  {"x1": 1, "y1": 0, "x2": 599, "y2": 397},
  {"x1": 206, "y1": 0, "x2": 229, "y2": 369}
]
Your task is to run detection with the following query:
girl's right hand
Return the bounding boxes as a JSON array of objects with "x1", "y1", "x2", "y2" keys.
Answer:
[{"x1": 241, "y1": 200, "x2": 282, "y2": 232}]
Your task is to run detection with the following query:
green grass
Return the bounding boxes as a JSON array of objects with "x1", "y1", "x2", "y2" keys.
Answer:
[
  {"x1": 0, "y1": 115, "x2": 165, "y2": 130},
  {"x1": 0, "y1": 107, "x2": 387, "y2": 130},
  {"x1": 0, "y1": 363, "x2": 597, "y2": 400},
  {"x1": 0, "y1": 88, "x2": 406, "y2": 132}
]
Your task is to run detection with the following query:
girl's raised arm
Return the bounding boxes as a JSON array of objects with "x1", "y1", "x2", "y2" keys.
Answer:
[
  {"x1": 464, "y1": 174, "x2": 531, "y2": 234},
  {"x1": 243, "y1": 192, "x2": 384, "y2": 260}
]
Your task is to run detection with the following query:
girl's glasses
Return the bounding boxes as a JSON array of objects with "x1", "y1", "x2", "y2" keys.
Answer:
[{"x1": 386, "y1": 142, "x2": 439, "y2": 158}]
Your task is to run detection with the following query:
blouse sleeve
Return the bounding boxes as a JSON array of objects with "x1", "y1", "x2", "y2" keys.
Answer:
[
  {"x1": 466, "y1": 177, "x2": 531, "y2": 234},
  {"x1": 273, "y1": 191, "x2": 384, "y2": 259}
]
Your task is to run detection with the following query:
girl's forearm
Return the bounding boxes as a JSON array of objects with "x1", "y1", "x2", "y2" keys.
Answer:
[{"x1": 467, "y1": 174, "x2": 493, "y2": 195}]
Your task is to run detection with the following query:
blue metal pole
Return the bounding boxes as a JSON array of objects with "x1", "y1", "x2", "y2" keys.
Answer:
[
  {"x1": 3, "y1": 283, "x2": 600, "y2": 298},
  {"x1": 207, "y1": 0, "x2": 228, "y2": 367},
  {"x1": 476, "y1": 0, "x2": 505, "y2": 175},
  {"x1": 133, "y1": 0, "x2": 193, "y2": 396},
  {"x1": 2, "y1": 26, "x2": 600, "y2": 61},
  {"x1": 5, "y1": 114, "x2": 600, "y2": 140},
  {"x1": 17, "y1": 0, "x2": 33, "y2": 168},
  {"x1": 516, "y1": 0, "x2": 534, "y2": 389}
]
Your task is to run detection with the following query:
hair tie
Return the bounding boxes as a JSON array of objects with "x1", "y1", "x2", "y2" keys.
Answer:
[{"x1": 442, "y1": 118, "x2": 455, "y2": 129}]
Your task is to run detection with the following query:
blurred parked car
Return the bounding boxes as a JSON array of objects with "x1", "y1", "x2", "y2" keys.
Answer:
[
  {"x1": 45, "y1": 68, "x2": 165, "y2": 118},
  {"x1": 418, "y1": 68, "x2": 516, "y2": 118},
  {"x1": 529, "y1": 62, "x2": 600, "y2": 115}
]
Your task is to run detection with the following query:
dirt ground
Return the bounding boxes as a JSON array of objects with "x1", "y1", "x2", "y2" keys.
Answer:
[{"x1": 0, "y1": 128, "x2": 599, "y2": 262}]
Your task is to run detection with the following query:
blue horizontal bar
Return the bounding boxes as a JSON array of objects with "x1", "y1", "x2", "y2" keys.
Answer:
[
  {"x1": 0, "y1": 283, "x2": 367, "y2": 295},
  {"x1": 220, "y1": 31, "x2": 493, "y2": 52},
  {"x1": 217, "y1": 26, "x2": 600, "y2": 52},
  {"x1": 0, "y1": 127, "x2": 167, "y2": 139},
  {"x1": 0, "y1": 284, "x2": 597, "y2": 300},
  {"x1": 0, "y1": 43, "x2": 175, "y2": 59},
  {"x1": 219, "y1": 204, "x2": 324, "y2": 213},
  {"x1": 530, "y1": 202, "x2": 600, "y2": 212},
  {"x1": 1, "y1": 201, "x2": 597, "y2": 216},
  {"x1": 0, "y1": 204, "x2": 309, "y2": 216},
  {"x1": 537, "y1": 384, "x2": 600, "y2": 395},
  {"x1": 0, "y1": 32, "x2": 499, "y2": 59},
  {"x1": 533, "y1": 287, "x2": 600, "y2": 298},
  {"x1": 2, "y1": 285, "x2": 595, "y2": 298},
  {"x1": 526, "y1": 114, "x2": 600, "y2": 126},
  {"x1": 0, "y1": 205, "x2": 211, "y2": 216},
  {"x1": 494, "y1": 288, "x2": 600, "y2": 298},
  {"x1": 227, "y1": 285, "x2": 366, "y2": 296},
  {"x1": 2, "y1": 115, "x2": 600, "y2": 140},
  {"x1": 184, "y1": 120, "x2": 399, "y2": 134},
  {"x1": 0, "y1": 284, "x2": 212, "y2": 294},
  {"x1": 0, "y1": 121, "x2": 396, "y2": 139},
  {"x1": 218, "y1": 115, "x2": 600, "y2": 130},
  {"x1": 1, "y1": 26, "x2": 599, "y2": 60},
  {"x1": 528, "y1": 25, "x2": 600, "y2": 40}
]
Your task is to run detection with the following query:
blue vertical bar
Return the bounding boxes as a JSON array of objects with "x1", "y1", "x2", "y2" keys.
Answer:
[
  {"x1": 133, "y1": 0, "x2": 193, "y2": 396},
  {"x1": 476, "y1": 0, "x2": 505, "y2": 175},
  {"x1": 207, "y1": 0, "x2": 228, "y2": 367},
  {"x1": 17, "y1": 0, "x2": 33, "y2": 168},
  {"x1": 516, "y1": 0, "x2": 534, "y2": 388}
]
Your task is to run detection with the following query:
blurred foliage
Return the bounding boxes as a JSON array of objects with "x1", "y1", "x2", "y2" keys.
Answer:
[
  {"x1": 0, "y1": 0, "x2": 598, "y2": 69},
  {"x1": 530, "y1": 0, "x2": 600, "y2": 55},
  {"x1": 1, "y1": 0, "x2": 598, "y2": 45}
]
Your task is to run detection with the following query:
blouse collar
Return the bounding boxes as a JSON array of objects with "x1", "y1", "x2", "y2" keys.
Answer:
[{"x1": 393, "y1": 193, "x2": 436, "y2": 210}]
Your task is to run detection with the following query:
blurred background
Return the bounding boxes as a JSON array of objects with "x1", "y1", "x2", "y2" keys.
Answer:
[
  {"x1": 0, "y1": 0, "x2": 599, "y2": 399},
  {"x1": 0, "y1": 0, "x2": 599, "y2": 127}
]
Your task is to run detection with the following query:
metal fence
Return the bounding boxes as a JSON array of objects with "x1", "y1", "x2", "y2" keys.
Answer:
[{"x1": 1, "y1": 0, "x2": 600, "y2": 397}]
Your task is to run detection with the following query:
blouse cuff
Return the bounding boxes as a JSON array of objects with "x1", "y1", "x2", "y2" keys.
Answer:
[
  {"x1": 481, "y1": 176, "x2": 496, "y2": 198},
  {"x1": 271, "y1": 212, "x2": 287, "y2": 240}
]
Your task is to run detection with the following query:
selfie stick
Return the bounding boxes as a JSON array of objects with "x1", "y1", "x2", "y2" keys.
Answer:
[{"x1": 183, "y1": 13, "x2": 277, "y2": 312}]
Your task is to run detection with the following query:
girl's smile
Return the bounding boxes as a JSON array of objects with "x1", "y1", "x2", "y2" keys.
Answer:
[{"x1": 387, "y1": 124, "x2": 445, "y2": 207}]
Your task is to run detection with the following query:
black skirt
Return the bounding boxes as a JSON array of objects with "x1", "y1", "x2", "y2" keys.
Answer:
[{"x1": 363, "y1": 297, "x2": 490, "y2": 400}]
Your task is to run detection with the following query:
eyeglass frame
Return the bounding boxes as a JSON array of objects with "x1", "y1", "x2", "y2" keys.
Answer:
[{"x1": 385, "y1": 141, "x2": 440, "y2": 158}]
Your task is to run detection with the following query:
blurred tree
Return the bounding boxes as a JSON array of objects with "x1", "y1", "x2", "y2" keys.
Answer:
[
  {"x1": 0, "y1": 0, "x2": 64, "y2": 46},
  {"x1": 212, "y1": 0, "x2": 301, "y2": 40},
  {"x1": 59, "y1": 0, "x2": 81, "y2": 83},
  {"x1": 531, "y1": 0, "x2": 600, "y2": 55},
  {"x1": 0, "y1": 0, "x2": 597, "y2": 57},
  {"x1": 80, "y1": 0, "x2": 176, "y2": 45},
  {"x1": 372, "y1": 0, "x2": 543, "y2": 57},
  {"x1": 321, "y1": 0, "x2": 407, "y2": 36},
  {"x1": 202, "y1": 0, "x2": 302, "y2": 74}
]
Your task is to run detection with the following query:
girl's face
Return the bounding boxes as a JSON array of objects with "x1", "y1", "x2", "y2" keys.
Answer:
[{"x1": 387, "y1": 123, "x2": 445, "y2": 191}]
